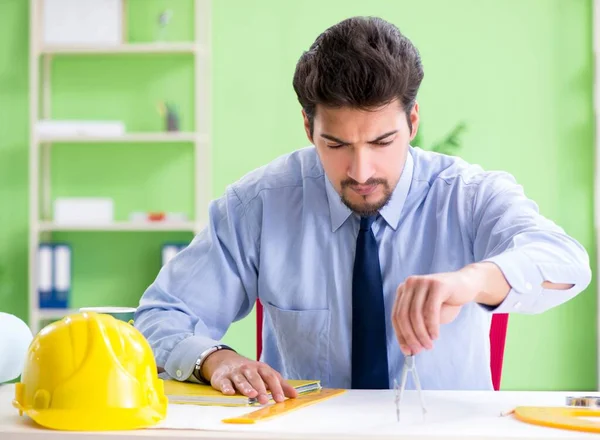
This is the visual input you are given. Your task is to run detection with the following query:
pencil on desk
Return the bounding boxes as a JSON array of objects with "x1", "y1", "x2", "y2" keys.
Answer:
[{"x1": 500, "y1": 408, "x2": 515, "y2": 417}]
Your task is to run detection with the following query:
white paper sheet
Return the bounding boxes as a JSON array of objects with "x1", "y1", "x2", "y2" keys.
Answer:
[{"x1": 153, "y1": 390, "x2": 600, "y2": 438}]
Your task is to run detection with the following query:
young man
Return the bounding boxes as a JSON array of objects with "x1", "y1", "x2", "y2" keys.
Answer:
[{"x1": 135, "y1": 16, "x2": 591, "y2": 403}]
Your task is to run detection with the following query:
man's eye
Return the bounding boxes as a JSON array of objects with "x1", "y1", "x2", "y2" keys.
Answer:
[
  {"x1": 327, "y1": 144, "x2": 344, "y2": 149},
  {"x1": 374, "y1": 140, "x2": 393, "y2": 146}
]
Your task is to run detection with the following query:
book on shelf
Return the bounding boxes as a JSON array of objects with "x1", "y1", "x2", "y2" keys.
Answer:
[{"x1": 163, "y1": 378, "x2": 322, "y2": 406}]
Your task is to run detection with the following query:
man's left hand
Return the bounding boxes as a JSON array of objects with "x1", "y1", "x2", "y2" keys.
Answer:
[{"x1": 391, "y1": 262, "x2": 510, "y2": 356}]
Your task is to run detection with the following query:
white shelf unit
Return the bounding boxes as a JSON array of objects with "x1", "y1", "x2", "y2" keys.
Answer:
[
  {"x1": 595, "y1": 0, "x2": 600, "y2": 391},
  {"x1": 28, "y1": 0, "x2": 212, "y2": 333},
  {"x1": 38, "y1": 221, "x2": 199, "y2": 232},
  {"x1": 38, "y1": 308, "x2": 80, "y2": 320},
  {"x1": 38, "y1": 132, "x2": 206, "y2": 144},
  {"x1": 41, "y1": 42, "x2": 201, "y2": 55}
]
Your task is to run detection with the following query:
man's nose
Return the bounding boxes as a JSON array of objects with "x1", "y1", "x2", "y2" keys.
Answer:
[{"x1": 348, "y1": 148, "x2": 375, "y2": 184}]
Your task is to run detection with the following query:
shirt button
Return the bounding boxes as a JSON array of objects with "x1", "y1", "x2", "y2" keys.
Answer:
[
  {"x1": 525, "y1": 282, "x2": 533, "y2": 291},
  {"x1": 514, "y1": 301, "x2": 522, "y2": 310},
  {"x1": 176, "y1": 369, "x2": 182, "y2": 378}
]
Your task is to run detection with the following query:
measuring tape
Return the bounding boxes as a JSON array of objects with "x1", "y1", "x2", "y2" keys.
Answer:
[
  {"x1": 221, "y1": 388, "x2": 346, "y2": 424},
  {"x1": 514, "y1": 406, "x2": 600, "y2": 433}
]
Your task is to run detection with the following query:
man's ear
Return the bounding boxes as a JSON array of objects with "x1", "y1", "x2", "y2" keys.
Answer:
[
  {"x1": 409, "y1": 101, "x2": 420, "y2": 141},
  {"x1": 302, "y1": 110, "x2": 313, "y2": 144}
]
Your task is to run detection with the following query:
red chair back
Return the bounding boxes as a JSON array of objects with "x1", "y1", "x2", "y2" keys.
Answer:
[
  {"x1": 489, "y1": 313, "x2": 509, "y2": 390},
  {"x1": 256, "y1": 300, "x2": 508, "y2": 390}
]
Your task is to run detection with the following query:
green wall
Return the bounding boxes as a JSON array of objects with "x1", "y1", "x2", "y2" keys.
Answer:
[{"x1": 0, "y1": 0, "x2": 595, "y2": 390}]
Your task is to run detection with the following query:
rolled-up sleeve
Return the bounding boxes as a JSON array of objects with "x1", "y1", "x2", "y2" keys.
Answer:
[
  {"x1": 471, "y1": 171, "x2": 592, "y2": 314},
  {"x1": 134, "y1": 185, "x2": 258, "y2": 381}
]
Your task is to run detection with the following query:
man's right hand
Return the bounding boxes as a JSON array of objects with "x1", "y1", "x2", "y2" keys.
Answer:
[{"x1": 201, "y1": 349, "x2": 298, "y2": 404}]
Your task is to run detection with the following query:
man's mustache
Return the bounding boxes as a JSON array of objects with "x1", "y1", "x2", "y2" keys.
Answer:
[{"x1": 341, "y1": 178, "x2": 388, "y2": 188}]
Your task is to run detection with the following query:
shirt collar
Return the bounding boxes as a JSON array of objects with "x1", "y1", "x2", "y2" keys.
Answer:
[
  {"x1": 324, "y1": 174, "x2": 353, "y2": 232},
  {"x1": 324, "y1": 147, "x2": 415, "y2": 232},
  {"x1": 378, "y1": 148, "x2": 414, "y2": 230}
]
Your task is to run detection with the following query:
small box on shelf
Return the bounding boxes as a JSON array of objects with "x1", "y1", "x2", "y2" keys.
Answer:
[
  {"x1": 54, "y1": 197, "x2": 114, "y2": 225},
  {"x1": 36, "y1": 120, "x2": 126, "y2": 138},
  {"x1": 42, "y1": 0, "x2": 123, "y2": 46},
  {"x1": 129, "y1": 211, "x2": 189, "y2": 223}
]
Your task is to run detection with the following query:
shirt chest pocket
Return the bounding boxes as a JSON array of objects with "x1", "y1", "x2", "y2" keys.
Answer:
[{"x1": 262, "y1": 302, "x2": 331, "y2": 385}]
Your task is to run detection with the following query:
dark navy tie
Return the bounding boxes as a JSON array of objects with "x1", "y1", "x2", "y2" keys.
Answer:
[{"x1": 351, "y1": 215, "x2": 389, "y2": 389}]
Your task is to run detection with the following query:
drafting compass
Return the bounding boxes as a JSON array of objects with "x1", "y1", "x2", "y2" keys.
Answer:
[{"x1": 394, "y1": 354, "x2": 427, "y2": 421}]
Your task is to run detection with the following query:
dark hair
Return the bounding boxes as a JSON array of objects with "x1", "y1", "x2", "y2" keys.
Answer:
[{"x1": 293, "y1": 16, "x2": 424, "y2": 135}]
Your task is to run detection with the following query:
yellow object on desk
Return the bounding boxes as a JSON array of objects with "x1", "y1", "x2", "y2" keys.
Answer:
[
  {"x1": 222, "y1": 387, "x2": 346, "y2": 424},
  {"x1": 163, "y1": 378, "x2": 322, "y2": 406},
  {"x1": 514, "y1": 406, "x2": 600, "y2": 433},
  {"x1": 12, "y1": 312, "x2": 167, "y2": 431}
]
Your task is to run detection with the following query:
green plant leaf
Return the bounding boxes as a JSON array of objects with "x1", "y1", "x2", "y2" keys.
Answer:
[{"x1": 429, "y1": 121, "x2": 467, "y2": 155}]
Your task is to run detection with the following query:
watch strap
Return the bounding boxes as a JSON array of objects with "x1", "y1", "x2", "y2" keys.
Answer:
[{"x1": 193, "y1": 344, "x2": 236, "y2": 383}]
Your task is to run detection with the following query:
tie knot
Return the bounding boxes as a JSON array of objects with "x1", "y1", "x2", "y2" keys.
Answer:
[{"x1": 359, "y1": 215, "x2": 376, "y2": 231}]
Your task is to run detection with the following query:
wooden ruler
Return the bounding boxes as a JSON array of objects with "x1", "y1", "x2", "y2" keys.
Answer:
[
  {"x1": 221, "y1": 388, "x2": 346, "y2": 424},
  {"x1": 514, "y1": 406, "x2": 600, "y2": 433}
]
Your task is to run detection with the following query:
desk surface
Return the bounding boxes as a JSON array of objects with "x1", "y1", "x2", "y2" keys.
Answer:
[{"x1": 2, "y1": 384, "x2": 599, "y2": 439}]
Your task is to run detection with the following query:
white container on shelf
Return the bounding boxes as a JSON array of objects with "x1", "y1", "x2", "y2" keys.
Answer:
[
  {"x1": 54, "y1": 198, "x2": 114, "y2": 225},
  {"x1": 42, "y1": 0, "x2": 123, "y2": 46},
  {"x1": 37, "y1": 120, "x2": 126, "y2": 137}
]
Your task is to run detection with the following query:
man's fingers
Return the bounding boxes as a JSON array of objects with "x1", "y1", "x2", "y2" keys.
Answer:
[
  {"x1": 278, "y1": 374, "x2": 299, "y2": 399},
  {"x1": 231, "y1": 372, "x2": 258, "y2": 398},
  {"x1": 208, "y1": 355, "x2": 295, "y2": 405},
  {"x1": 424, "y1": 286, "x2": 444, "y2": 340},
  {"x1": 409, "y1": 284, "x2": 433, "y2": 350},
  {"x1": 281, "y1": 381, "x2": 299, "y2": 399},
  {"x1": 216, "y1": 377, "x2": 235, "y2": 395},
  {"x1": 392, "y1": 284, "x2": 409, "y2": 354},
  {"x1": 258, "y1": 365, "x2": 288, "y2": 402},
  {"x1": 241, "y1": 365, "x2": 269, "y2": 404},
  {"x1": 398, "y1": 281, "x2": 420, "y2": 354}
]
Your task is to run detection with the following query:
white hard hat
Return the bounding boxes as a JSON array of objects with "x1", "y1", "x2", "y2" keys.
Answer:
[{"x1": 0, "y1": 312, "x2": 33, "y2": 383}]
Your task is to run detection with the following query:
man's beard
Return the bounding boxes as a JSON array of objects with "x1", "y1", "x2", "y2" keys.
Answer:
[{"x1": 340, "y1": 177, "x2": 393, "y2": 217}]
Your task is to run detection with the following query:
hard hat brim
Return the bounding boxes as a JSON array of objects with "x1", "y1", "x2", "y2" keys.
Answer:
[{"x1": 22, "y1": 405, "x2": 167, "y2": 431}]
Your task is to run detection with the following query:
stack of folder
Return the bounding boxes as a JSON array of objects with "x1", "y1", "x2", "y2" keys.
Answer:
[
  {"x1": 38, "y1": 243, "x2": 71, "y2": 309},
  {"x1": 163, "y1": 379, "x2": 322, "y2": 406}
]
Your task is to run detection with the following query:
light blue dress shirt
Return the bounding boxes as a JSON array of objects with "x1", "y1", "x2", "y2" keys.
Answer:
[{"x1": 135, "y1": 146, "x2": 591, "y2": 390}]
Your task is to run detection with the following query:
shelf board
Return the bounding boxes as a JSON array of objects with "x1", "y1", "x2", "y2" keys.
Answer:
[
  {"x1": 37, "y1": 308, "x2": 79, "y2": 320},
  {"x1": 38, "y1": 132, "x2": 204, "y2": 144},
  {"x1": 40, "y1": 42, "x2": 201, "y2": 55},
  {"x1": 39, "y1": 221, "x2": 198, "y2": 232}
]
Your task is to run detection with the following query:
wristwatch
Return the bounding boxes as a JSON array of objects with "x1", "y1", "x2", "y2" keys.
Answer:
[{"x1": 193, "y1": 344, "x2": 235, "y2": 383}]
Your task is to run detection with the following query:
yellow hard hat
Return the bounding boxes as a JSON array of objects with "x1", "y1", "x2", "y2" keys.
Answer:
[{"x1": 13, "y1": 312, "x2": 167, "y2": 431}]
